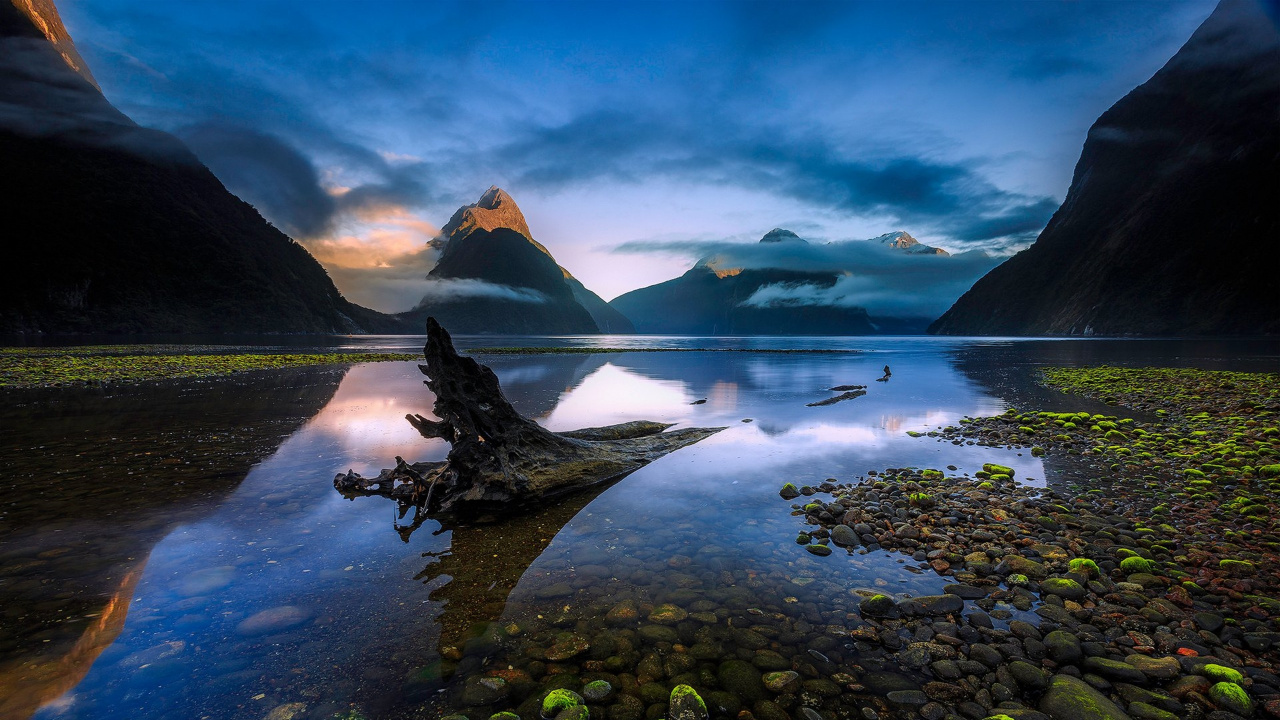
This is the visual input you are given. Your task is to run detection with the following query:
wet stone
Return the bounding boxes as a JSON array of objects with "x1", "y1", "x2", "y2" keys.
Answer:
[
  {"x1": 943, "y1": 584, "x2": 989, "y2": 599},
  {"x1": 648, "y1": 604, "x2": 688, "y2": 624},
  {"x1": 638, "y1": 625, "x2": 680, "y2": 644},
  {"x1": 1082, "y1": 657, "x2": 1148, "y2": 684},
  {"x1": 886, "y1": 690, "x2": 929, "y2": 707},
  {"x1": 235, "y1": 605, "x2": 311, "y2": 636},
  {"x1": 763, "y1": 671, "x2": 801, "y2": 693}
]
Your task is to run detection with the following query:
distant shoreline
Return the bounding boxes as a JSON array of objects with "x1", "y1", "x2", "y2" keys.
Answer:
[{"x1": 466, "y1": 347, "x2": 860, "y2": 355}]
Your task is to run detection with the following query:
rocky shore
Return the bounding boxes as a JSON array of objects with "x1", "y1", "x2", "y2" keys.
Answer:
[{"x1": 430, "y1": 366, "x2": 1280, "y2": 720}]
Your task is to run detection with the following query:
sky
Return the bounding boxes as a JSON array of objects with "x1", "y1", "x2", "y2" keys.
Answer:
[{"x1": 57, "y1": 0, "x2": 1218, "y2": 311}]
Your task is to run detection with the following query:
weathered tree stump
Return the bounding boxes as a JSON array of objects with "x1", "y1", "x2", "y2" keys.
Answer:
[{"x1": 335, "y1": 317, "x2": 725, "y2": 513}]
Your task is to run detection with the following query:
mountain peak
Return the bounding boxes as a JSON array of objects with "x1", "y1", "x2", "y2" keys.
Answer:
[
  {"x1": 5, "y1": 0, "x2": 99, "y2": 90},
  {"x1": 476, "y1": 185, "x2": 514, "y2": 211},
  {"x1": 874, "y1": 231, "x2": 949, "y2": 256},
  {"x1": 439, "y1": 185, "x2": 550, "y2": 256},
  {"x1": 760, "y1": 228, "x2": 805, "y2": 244}
]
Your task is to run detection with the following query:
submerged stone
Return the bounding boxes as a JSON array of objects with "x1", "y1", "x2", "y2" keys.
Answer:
[{"x1": 1039, "y1": 674, "x2": 1132, "y2": 720}]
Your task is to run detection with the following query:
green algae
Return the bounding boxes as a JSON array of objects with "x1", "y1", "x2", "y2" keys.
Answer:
[{"x1": 0, "y1": 346, "x2": 415, "y2": 388}]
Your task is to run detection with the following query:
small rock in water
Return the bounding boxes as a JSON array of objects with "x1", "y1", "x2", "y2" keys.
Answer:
[
  {"x1": 667, "y1": 684, "x2": 708, "y2": 720},
  {"x1": 265, "y1": 703, "x2": 307, "y2": 720},
  {"x1": 236, "y1": 606, "x2": 311, "y2": 636}
]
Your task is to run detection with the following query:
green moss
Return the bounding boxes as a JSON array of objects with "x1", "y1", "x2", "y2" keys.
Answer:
[
  {"x1": 920, "y1": 469, "x2": 944, "y2": 480},
  {"x1": 1220, "y1": 559, "x2": 1256, "y2": 575},
  {"x1": 0, "y1": 347, "x2": 415, "y2": 388},
  {"x1": 802, "y1": 503, "x2": 823, "y2": 513},
  {"x1": 1068, "y1": 558, "x2": 1100, "y2": 577},
  {"x1": 1119, "y1": 556, "x2": 1156, "y2": 575},
  {"x1": 541, "y1": 689, "x2": 583, "y2": 717},
  {"x1": 669, "y1": 685, "x2": 707, "y2": 714},
  {"x1": 909, "y1": 492, "x2": 936, "y2": 508},
  {"x1": 1207, "y1": 681, "x2": 1253, "y2": 716},
  {"x1": 977, "y1": 481, "x2": 995, "y2": 490},
  {"x1": 1202, "y1": 664, "x2": 1243, "y2": 684},
  {"x1": 982, "y1": 463, "x2": 1014, "y2": 476},
  {"x1": 491, "y1": 714, "x2": 520, "y2": 720}
]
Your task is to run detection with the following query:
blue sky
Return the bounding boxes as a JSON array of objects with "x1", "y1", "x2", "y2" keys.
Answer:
[{"x1": 60, "y1": 0, "x2": 1217, "y2": 309}]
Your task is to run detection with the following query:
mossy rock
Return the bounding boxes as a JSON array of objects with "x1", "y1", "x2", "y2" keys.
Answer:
[
  {"x1": 1068, "y1": 558, "x2": 1100, "y2": 578},
  {"x1": 1220, "y1": 559, "x2": 1256, "y2": 576},
  {"x1": 1202, "y1": 664, "x2": 1244, "y2": 684},
  {"x1": 716, "y1": 660, "x2": 764, "y2": 704},
  {"x1": 667, "y1": 685, "x2": 708, "y2": 720},
  {"x1": 1119, "y1": 556, "x2": 1156, "y2": 575},
  {"x1": 542, "y1": 689, "x2": 584, "y2": 718},
  {"x1": 983, "y1": 463, "x2": 1014, "y2": 476},
  {"x1": 1041, "y1": 578, "x2": 1086, "y2": 601},
  {"x1": 1208, "y1": 681, "x2": 1253, "y2": 717},
  {"x1": 1039, "y1": 674, "x2": 1131, "y2": 720}
]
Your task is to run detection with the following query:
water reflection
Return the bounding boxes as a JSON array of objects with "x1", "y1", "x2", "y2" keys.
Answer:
[
  {"x1": 0, "y1": 367, "x2": 347, "y2": 720},
  {"x1": 11, "y1": 338, "x2": 1280, "y2": 719}
]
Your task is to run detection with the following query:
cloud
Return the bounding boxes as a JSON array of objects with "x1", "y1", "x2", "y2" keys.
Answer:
[
  {"x1": 0, "y1": 36, "x2": 192, "y2": 161},
  {"x1": 304, "y1": 205, "x2": 441, "y2": 312},
  {"x1": 496, "y1": 110, "x2": 1059, "y2": 247},
  {"x1": 179, "y1": 123, "x2": 336, "y2": 237},
  {"x1": 177, "y1": 122, "x2": 433, "y2": 239},
  {"x1": 413, "y1": 278, "x2": 548, "y2": 307},
  {"x1": 616, "y1": 233, "x2": 1001, "y2": 318}
]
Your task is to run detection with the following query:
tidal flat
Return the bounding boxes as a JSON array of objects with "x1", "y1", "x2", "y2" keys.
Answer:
[{"x1": 4, "y1": 337, "x2": 1280, "y2": 720}]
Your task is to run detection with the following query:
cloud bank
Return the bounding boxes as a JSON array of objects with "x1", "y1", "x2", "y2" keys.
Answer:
[
  {"x1": 617, "y1": 234, "x2": 1002, "y2": 318},
  {"x1": 412, "y1": 278, "x2": 548, "y2": 307}
]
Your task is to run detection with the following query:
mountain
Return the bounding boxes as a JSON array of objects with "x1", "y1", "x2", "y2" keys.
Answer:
[
  {"x1": 398, "y1": 187, "x2": 629, "y2": 334},
  {"x1": 874, "y1": 231, "x2": 949, "y2": 256},
  {"x1": 610, "y1": 229, "x2": 879, "y2": 335},
  {"x1": 0, "y1": 0, "x2": 401, "y2": 333},
  {"x1": 930, "y1": 0, "x2": 1280, "y2": 336}
]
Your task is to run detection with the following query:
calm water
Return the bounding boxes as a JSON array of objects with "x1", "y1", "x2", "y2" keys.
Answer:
[{"x1": 3, "y1": 336, "x2": 1280, "y2": 720}]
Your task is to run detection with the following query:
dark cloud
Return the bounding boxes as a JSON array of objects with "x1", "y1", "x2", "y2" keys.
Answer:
[
  {"x1": 614, "y1": 233, "x2": 1002, "y2": 318},
  {"x1": 179, "y1": 123, "x2": 336, "y2": 237},
  {"x1": 499, "y1": 111, "x2": 1058, "y2": 246},
  {"x1": 177, "y1": 122, "x2": 433, "y2": 239},
  {"x1": 0, "y1": 35, "x2": 192, "y2": 161}
]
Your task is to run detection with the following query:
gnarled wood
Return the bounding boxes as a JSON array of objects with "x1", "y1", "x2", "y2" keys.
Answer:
[{"x1": 335, "y1": 317, "x2": 724, "y2": 513}]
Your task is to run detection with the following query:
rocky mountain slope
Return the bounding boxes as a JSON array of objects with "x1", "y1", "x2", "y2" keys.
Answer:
[
  {"x1": 398, "y1": 187, "x2": 630, "y2": 334},
  {"x1": 930, "y1": 0, "x2": 1280, "y2": 336},
  {"x1": 0, "y1": 0, "x2": 401, "y2": 334}
]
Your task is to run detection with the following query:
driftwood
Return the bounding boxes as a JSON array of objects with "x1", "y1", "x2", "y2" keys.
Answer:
[
  {"x1": 806, "y1": 389, "x2": 866, "y2": 407},
  {"x1": 335, "y1": 317, "x2": 725, "y2": 513}
]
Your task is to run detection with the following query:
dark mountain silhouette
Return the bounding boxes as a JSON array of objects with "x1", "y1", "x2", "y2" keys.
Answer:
[
  {"x1": 930, "y1": 0, "x2": 1280, "y2": 336},
  {"x1": 398, "y1": 187, "x2": 628, "y2": 334},
  {"x1": 0, "y1": 0, "x2": 401, "y2": 333}
]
